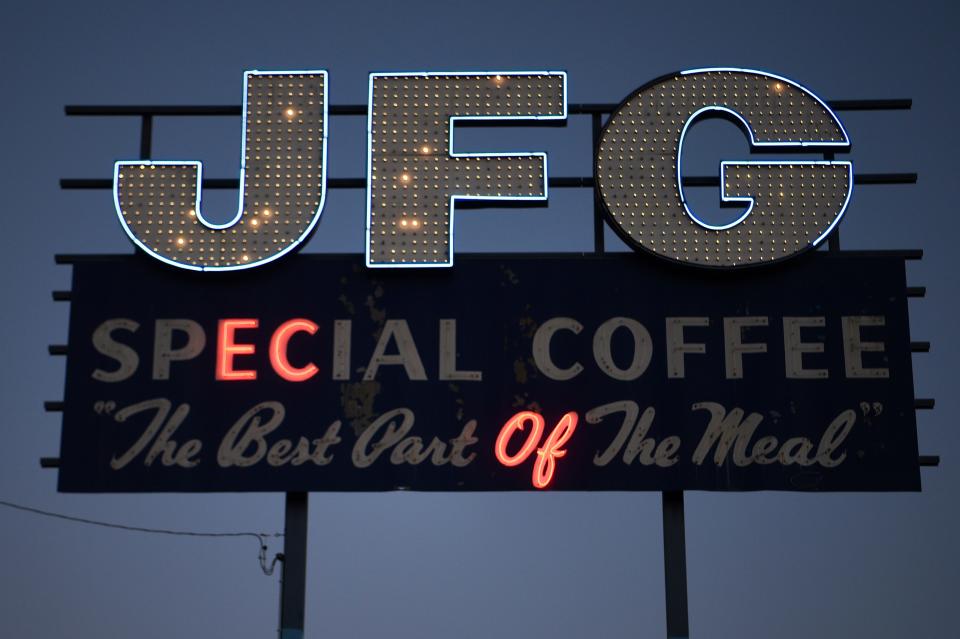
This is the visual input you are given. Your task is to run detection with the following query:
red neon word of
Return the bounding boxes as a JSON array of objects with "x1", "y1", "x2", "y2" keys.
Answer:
[
  {"x1": 269, "y1": 319, "x2": 319, "y2": 382},
  {"x1": 216, "y1": 319, "x2": 259, "y2": 380},
  {"x1": 494, "y1": 410, "x2": 579, "y2": 489}
]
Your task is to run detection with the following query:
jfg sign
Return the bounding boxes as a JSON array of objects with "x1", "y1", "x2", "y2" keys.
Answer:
[
  {"x1": 112, "y1": 68, "x2": 851, "y2": 271},
  {"x1": 54, "y1": 67, "x2": 921, "y2": 493}
]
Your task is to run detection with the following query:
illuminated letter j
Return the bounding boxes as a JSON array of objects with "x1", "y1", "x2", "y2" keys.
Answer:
[{"x1": 113, "y1": 70, "x2": 329, "y2": 271}]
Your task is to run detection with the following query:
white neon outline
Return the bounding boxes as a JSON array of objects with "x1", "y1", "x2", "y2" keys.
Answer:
[
  {"x1": 675, "y1": 68, "x2": 851, "y2": 234},
  {"x1": 715, "y1": 160, "x2": 854, "y2": 246},
  {"x1": 113, "y1": 70, "x2": 329, "y2": 272},
  {"x1": 365, "y1": 71, "x2": 568, "y2": 268}
]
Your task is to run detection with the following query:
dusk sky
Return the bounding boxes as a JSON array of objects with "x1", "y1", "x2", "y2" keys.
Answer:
[{"x1": 1, "y1": 1, "x2": 957, "y2": 637}]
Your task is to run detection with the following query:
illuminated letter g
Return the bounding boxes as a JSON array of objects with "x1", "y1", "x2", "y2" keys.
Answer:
[{"x1": 595, "y1": 68, "x2": 852, "y2": 268}]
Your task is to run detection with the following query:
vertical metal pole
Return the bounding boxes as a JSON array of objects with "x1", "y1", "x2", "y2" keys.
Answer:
[
  {"x1": 591, "y1": 112, "x2": 605, "y2": 254},
  {"x1": 828, "y1": 222, "x2": 841, "y2": 251},
  {"x1": 139, "y1": 115, "x2": 153, "y2": 160},
  {"x1": 662, "y1": 490, "x2": 690, "y2": 638},
  {"x1": 279, "y1": 492, "x2": 308, "y2": 639},
  {"x1": 825, "y1": 151, "x2": 841, "y2": 251}
]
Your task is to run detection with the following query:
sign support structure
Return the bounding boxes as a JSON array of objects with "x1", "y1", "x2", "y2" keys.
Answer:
[
  {"x1": 279, "y1": 492, "x2": 308, "y2": 639},
  {"x1": 48, "y1": 81, "x2": 935, "y2": 639},
  {"x1": 662, "y1": 491, "x2": 689, "y2": 638}
]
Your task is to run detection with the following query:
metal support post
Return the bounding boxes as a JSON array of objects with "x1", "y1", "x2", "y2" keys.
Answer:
[
  {"x1": 591, "y1": 112, "x2": 605, "y2": 254},
  {"x1": 279, "y1": 492, "x2": 309, "y2": 639},
  {"x1": 662, "y1": 490, "x2": 689, "y2": 638},
  {"x1": 139, "y1": 115, "x2": 153, "y2": 159},
  {"x1": 824, "y1": 151, "x2": 840, "y2": 251}
]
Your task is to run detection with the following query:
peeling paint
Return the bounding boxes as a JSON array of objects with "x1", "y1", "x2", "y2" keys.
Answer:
[
  {"x1": 513, "y1": 359, "x2": 528, "y2": 384},
  {"x1": 517, "y1": 307, "x2": 537, "y2": 338},
  {"x1": 365, "y1": 294, "x2": 386, "y2": 327},
  {"x1": 340, "y1": 381, "x2": 383, "y2": 436},
  {"x1": 337, "y1": 294, "x2": 355, "y2": 316},
  {"x1": 525, "y1": 356, "x2": 539, "y2": 379}
]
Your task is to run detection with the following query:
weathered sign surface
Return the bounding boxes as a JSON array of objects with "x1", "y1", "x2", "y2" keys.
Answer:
[{"x1": 58, "y1": 251, "x2": 920, "y2": 492}]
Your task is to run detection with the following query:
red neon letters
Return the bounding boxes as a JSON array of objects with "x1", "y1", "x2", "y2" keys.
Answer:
[
  {"x1": 216, "y1": 319, "x2": 259, "y2": 381},
  {"x1": 269, "y1": 319, "x2": 320, "y2": 382},
  {"x1": 495, "y1": 411, "x2": 579, "y2": 489},
  {"x1": 216, "y1": 318, "x2": 320, "y2": 382}
]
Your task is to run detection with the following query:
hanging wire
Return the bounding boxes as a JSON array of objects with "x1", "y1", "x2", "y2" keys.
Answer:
[{"x1": 0, "y1": 498, "x2": 282, "y2": 575}]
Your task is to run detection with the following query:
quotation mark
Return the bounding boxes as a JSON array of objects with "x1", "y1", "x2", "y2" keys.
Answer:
[
  {"x1": 93, "y1": 401, "x2": 117, "y2": 415},
  {"x1": 859, "y1": 402, "x2": 883, "y2": 417}
]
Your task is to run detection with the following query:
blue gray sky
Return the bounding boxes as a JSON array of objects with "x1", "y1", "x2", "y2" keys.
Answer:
[{"x1": 1, "y1": 1, "x2": 957, "y2": 636}]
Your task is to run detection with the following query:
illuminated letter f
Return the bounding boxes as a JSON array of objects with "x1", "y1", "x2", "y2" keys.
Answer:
[{"x1": 366, "y1": 72, "x2": 567, "y2": 267}]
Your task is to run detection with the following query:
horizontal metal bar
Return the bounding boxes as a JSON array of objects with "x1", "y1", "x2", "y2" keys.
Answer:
[
  {"x1": 827, "y1": 99, "x2": 912, "y2": 111},
  {"x1": 48, "y1": 345, "x2": 67, "y2": 356},
  {"x1": 330, "y1": 105, "x2": 367, "y2": 116},
  {"x1": 66, "y1": 105, "x2": 241, "y2": 116},
  {"x1": 920, "y1": 455, "x2": 940, "y2": 467},
  {"x1": 44, "y1": 401, "x2": 65, "y2": 412},
  {"x1": 57, "y1": 254, "x2": 132, "y2": 264},
  {"x1": 329, "y1": 178, "x2": 366, "y2": 188},
  {"x1": 682, "y1": 176, "x2": 719, "y2": 188},
  {"x1": 60, "y1": 173, "x2": 916, "y2": 191},
  {"x1": 52, "y1": 291, "x2": 71, "y2": 302},
  {"x1": 910, "y1": 341, "x2": 931, "y2": 353},
  {"x1": 53, "y1": 248, "x2": 929, "y2": 264},
  {"x1": 40, "y1": 457, "x2": 60, "y2": 468},
  {"x1": 59, "y1": 179, "x2": 112, "y2": 189},
  {"x1": 817, "y1": 249, "x2": 923, "y2": 260},
  {"x1": 907, "y1": 286, "x2": 926, "y2": 297},
  {"x1": 64, "y1": 99, "x2": 911, "y2": 118},
  {"x1": 569, "y1": 104, "x2": 616, "y2": 115},
  {"x1": 854, "y1": 173, "x2": 917, "y2": 185},
  {"x1": 551, "y1": 177, "x2": 594, "y2": 188},
  {"x1": 915, "y1": 398, "x2": 935, "y2": 410}
]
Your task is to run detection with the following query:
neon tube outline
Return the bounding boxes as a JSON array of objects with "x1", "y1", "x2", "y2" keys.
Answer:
[
  {"x1": 365, "y1": 71, "x2": 568, "y2": 268},
  {"x1": 675, "y1": 68, "x2": 851, "y2": 238},
  {"x1": 113, "y1": 69, "x2": 329, "y2": 272}
]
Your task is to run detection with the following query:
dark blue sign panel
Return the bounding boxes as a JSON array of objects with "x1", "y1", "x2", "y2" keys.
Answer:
[{"x1": 58, "y1": 252, "x2": 920, "y2": 492}]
